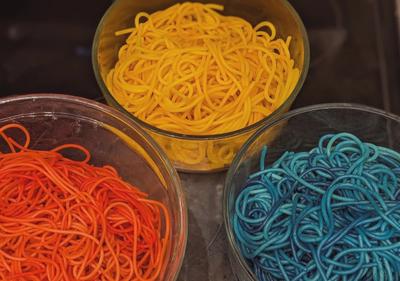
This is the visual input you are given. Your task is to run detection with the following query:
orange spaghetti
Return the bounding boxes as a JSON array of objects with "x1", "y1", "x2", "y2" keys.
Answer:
[{"x1": 0, "y1": 124, "x2": 170, "y2": 281}]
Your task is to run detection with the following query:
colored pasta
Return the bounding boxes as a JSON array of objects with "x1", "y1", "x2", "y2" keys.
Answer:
[
  {"x1": 104, "y1": 2, "x2": 300, "y2": 170},
  {"x1": 233, "y1": 133, "x2": 400, "y2": 281},
  {"x1": 0, "y1": 124, "x2": 170, "y2": 281},
  {"x1": 107, "y1": 2, "x2": 299, "y2": 135}
]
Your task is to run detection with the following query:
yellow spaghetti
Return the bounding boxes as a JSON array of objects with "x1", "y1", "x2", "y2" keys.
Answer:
[{"x1": 106, "y1": 2, "x2": 300, "y2": 170}]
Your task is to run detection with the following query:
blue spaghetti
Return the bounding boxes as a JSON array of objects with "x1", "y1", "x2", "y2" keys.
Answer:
[{"x1": 233, "y1": 133, "x2": 400, "y2": 281}]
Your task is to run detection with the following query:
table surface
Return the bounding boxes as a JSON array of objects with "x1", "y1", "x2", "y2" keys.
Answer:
[{"x1": 1, "y1": 0, "x2": 400, "y2": 280}]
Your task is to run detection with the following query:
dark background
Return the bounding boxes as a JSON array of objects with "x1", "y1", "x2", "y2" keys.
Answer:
[{"x1": 0, "y1": 0, "x2": 399, "y2": 113}]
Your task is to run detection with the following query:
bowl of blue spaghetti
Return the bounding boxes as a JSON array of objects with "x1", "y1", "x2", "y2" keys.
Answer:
[{"x1": 223, "y1": 103, "x2": 400, "y2": 281}]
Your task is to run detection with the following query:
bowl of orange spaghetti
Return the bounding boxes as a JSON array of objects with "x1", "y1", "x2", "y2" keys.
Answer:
[
  {"x1": 0, "y1": 93, "x2": 187, "y2": 281},
  {"x1": 93, "y1": 0, "x2": 309, "y2": 172}
]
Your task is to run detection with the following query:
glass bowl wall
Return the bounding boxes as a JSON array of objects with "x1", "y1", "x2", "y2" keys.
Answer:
[
  {"x1": 92, "y1": 0, "x2": 310, "y2": 172},
  {"x1": 223, "y1": 103, "x2": 400, "y2": 280},
  {"x1": 0, "y1": 93, "x2": 188, "y2": 281}
]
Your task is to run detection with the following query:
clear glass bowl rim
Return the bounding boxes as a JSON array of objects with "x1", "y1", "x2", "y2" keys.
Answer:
[
  {"x1": 223, "y1": 102, "x2": 400, "y2": 280},
  {"x1": 0, "y1": 93, "x2": 188, "y2": 281},
  {"x1": 91, "y1": 0, "x2": 310, "y2": 140}
]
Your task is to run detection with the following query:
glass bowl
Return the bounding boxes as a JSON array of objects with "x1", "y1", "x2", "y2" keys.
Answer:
[
  {"x1": 0, "y1": 93, "x2": 187, "y2": 281},
  {"x1": 92, "y1": 0, "x2": 310, "y2": 172},
  {"x1": 223, "y1": 103, "x2": 400, "y2": 280}
]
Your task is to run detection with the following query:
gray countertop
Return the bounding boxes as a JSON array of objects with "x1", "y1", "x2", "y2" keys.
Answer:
[{"x1": 177, "y1": 172, "x2": 233, "y2": 280}]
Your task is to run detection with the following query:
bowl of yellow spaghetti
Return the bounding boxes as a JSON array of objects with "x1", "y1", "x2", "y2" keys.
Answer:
[{"x1": 93, "y1": 0, "x2": 309, "y2": 172}]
